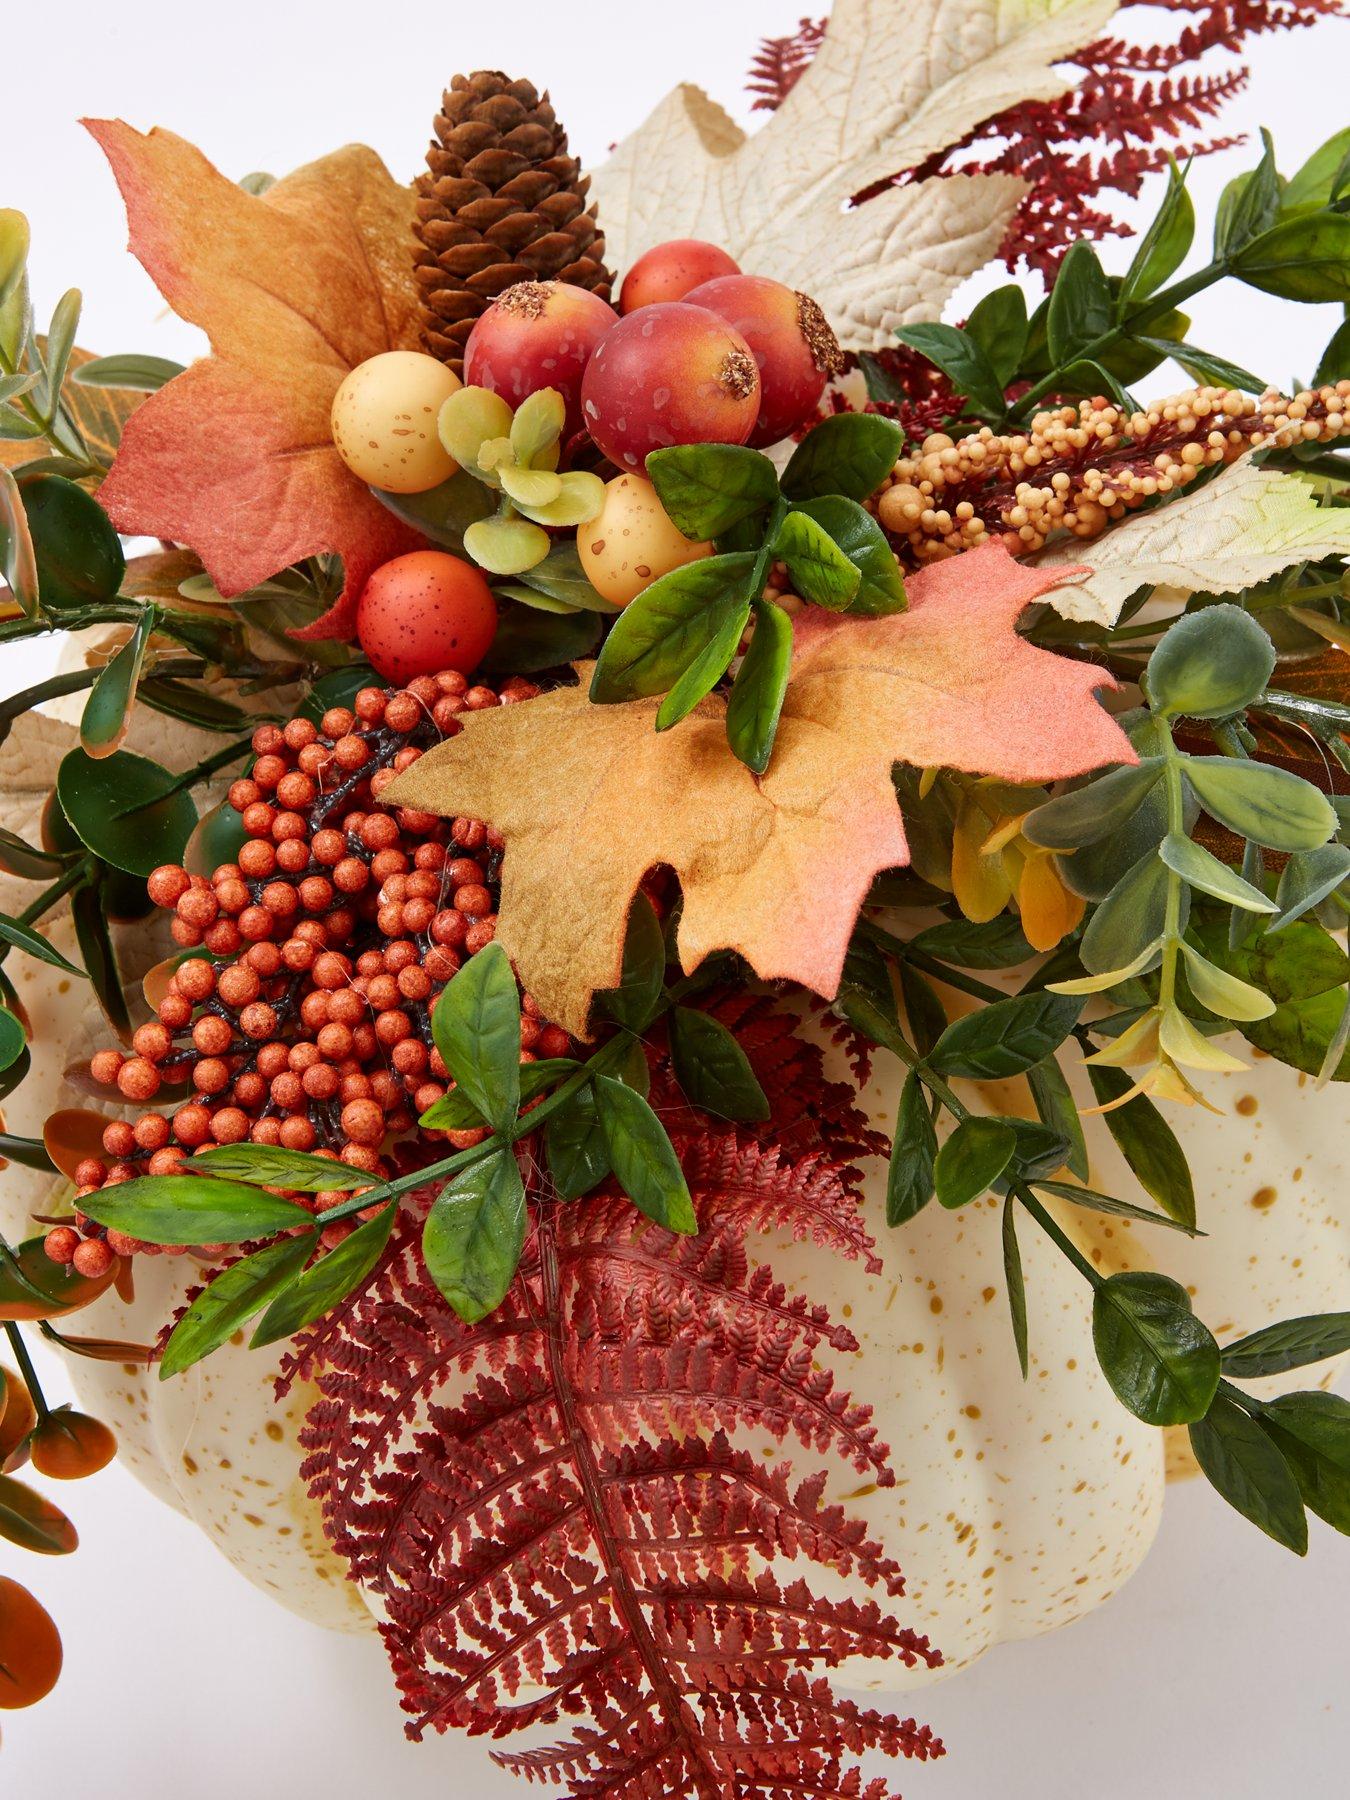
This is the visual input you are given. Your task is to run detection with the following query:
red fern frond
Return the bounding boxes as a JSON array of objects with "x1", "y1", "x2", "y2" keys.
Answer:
[
  {"x1": 747, "y1": 0, "x2": 1347, "y2": 273},
  {"x1": 292, "y1": 1007, "x2": 943, "y2": 1799},
  {"x1": 747, "y1": 17, "x2": 828, "y2": 112}
]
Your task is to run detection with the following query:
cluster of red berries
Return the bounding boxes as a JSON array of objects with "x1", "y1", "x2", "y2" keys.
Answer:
[{"x1": 47, "y1": 669, "x2": 570, "y2": 1272}]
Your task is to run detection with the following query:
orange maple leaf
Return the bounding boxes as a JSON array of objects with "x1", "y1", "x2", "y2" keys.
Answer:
[
  {"x1": 385, "y1": 541, "x2": 1134, "y2": 1036},
  {"x1": 85, "y1": 121, "x2": 424, "y2": 640}
]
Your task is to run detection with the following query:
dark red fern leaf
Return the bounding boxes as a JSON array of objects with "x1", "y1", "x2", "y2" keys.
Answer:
[
  {"x1": 747, "y1": 1, "x2": 1346, "y2": 273},
  {"x1": 291, "y1": 1006, "x2": 943, "y2": 1799}
]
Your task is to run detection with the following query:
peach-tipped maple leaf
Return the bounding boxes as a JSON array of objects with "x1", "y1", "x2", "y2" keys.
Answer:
[
  {"x1": 85, "y1": 121, "x2": 424, "y2": 640},
  {"x1": 385, "y1": 541, "x2": 1134, "y2": 1036}
]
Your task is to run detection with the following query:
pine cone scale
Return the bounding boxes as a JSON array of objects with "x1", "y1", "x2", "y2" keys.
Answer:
[{"x1": 412, "y1": 70, "x2": 614, "y2": 375}]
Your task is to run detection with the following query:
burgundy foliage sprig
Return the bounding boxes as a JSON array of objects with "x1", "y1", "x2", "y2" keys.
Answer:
[{"x1": 285, "y1": 1006, "x2": 941, "y2": 1799}]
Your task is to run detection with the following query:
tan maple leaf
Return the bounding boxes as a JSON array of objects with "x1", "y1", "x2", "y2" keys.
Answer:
[
  {"x1": 85, "y1": 121, "x2": 425, "y2": 640},
  {"x1": 594, "y1": 0, "x2": 1120, "y2": 346},
  {"x1": 385, "y1": 541, "x2": 1133, "y2": 1036}
]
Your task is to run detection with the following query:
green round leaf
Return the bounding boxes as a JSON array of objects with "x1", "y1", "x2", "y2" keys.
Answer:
[
  {"x1": 0, "y1": 1003, "x2": 25, "y2": 1072},
  {"x1": 17, "y1": 472, "x2": 125, "y2": 607},
  {"x1": 1183, "y1": 755, "x2": 1336, "y2": 853},
  {"x1": 1144, "y1": 605, "x2": 1275, "y2": 719},
  {"x1": 57, "y1": 747, "x2": 197, "y2": 877},
  {"x1": 934, "y1": 1115, "x2": 1017, "y2": 1210},
  {"x1": 1092, "y1": 1270, "x2": 1220, "y2": 1425}
]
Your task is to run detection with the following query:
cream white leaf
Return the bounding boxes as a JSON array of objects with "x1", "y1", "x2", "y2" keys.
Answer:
[
  {"x1": 593, "y1": 0, "x2": 1121, "y2": 346},
  {"x1": 1038, "y1": 462, "x2": 1350, "y2": 626}
]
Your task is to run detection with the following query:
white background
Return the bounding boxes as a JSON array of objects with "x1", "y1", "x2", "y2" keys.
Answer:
[{"x1": 3, "y1": 3, "x2": 1349, "y2": 1795}]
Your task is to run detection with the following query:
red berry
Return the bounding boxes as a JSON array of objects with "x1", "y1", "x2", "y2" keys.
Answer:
[
  {"x1": 619, "y1": 239, "x2": 739, "y2": 313},
  {"x1": 464, "y1": 280, "x2": 618, "y2": 437},
  {"x1": 43, "y1": 1225, "x2": 80, "y2": 1266},
  {"x1": 357, "y1": 552, "x2": 497, "y2": 684},
  {"x1": 684, "y1": 275, "x2": 842, "y2": 446},
  {"x1": 72, "y1": 1239, "x2": 115, "y2": 1279},
  {"x1": 581, "y1": 303, "x2": 760, "y2": 472}
]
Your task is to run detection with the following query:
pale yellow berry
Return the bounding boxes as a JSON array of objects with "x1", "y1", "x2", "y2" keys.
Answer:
[
  {"x1": 331, "y1": 351, "x2": 461, "y2": 495},
  {"x1": 577, "y1": 475, "x2": 711, "y2": 608}
]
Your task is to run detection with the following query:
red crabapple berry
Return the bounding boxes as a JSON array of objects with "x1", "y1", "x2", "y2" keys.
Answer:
[
  {"x1": 618, "y1": 239, "x2": 740, "y2": 313},
  {"x1": 464, "y1": 280, "x2": 618, "y2": 438},
  {"x1": 356, "y1": 551, "x2": 497, "y2": 684},
  {"x1": 580, "y1": 303, "x2": 760, "y2": 473},
  {"x1": 684, "y1": 275, "x2": 843, "y2": 446}
]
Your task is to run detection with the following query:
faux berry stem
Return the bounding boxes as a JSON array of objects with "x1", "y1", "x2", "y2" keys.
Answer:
[{"x1": 4, "y1": 1320, "x2": 51, "y2": 1420}]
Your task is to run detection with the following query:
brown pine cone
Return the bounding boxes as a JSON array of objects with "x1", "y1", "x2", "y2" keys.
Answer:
[{"x1": 412, "y1": 71, "x2": 613, "y2": 375}]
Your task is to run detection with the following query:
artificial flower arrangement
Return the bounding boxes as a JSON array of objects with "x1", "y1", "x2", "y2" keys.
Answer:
[{"x1": 1, "y1": 1, "x2": 1348, "y2": 1792}]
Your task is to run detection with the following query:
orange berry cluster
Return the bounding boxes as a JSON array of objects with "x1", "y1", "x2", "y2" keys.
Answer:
[
  {"x1": 49, "y1": 670, "x2": 569, "y2": 1269},
  {"x1": 874, "y1": 380, "x2": 1350, "y2": 562}
]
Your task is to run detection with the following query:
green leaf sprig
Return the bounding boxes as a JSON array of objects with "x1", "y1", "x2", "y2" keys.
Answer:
[{"x1": 588, "y1": 411, "x2": 906, "y2": 772}]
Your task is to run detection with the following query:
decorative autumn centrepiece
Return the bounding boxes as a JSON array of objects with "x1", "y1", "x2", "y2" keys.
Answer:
[{"x1": 1, "y1": 2, "x2": 1349, "y2": 1792}]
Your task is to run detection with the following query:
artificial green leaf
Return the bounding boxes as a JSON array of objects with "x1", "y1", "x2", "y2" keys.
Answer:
[
  {"x1": 1002, "y1": 1195, "x2": 1029, "y2": 1377},
  {"x1": 1032, "y1": 1178, "x2": 1199, "y2": 1234},
  {"x1": 897, "y1": 962, "x2": 947, "y2": 1060},
  {"x1": 81, "y1": 605, "x2": 154, "y2": 757},
  {"x1": 72, "y1": 352, "x2": 183, "y2": 391},
  {"x1": 645, "y1": 443, "x2": 779, "y2": 539},
  {"x1": 1283, "y1": 126, "x2": 1350, "y2": 212},
  {"x1": 908, "y1": 914, "x2": 1034, "y2": 969},
  {"x1": 516, "y1": 469, "x2": 606, "y2": 529},
  {"x1": 1259, "y1": 1390, "x2": 1350, "y2": 1533},
  {"x1": 78, "y1": 1174, "x2": 314, "y2": 1245},
  {"x1": 0, "y1": 913, "x2": 84, "y2": 977},
  {"x1": 1120, "y1": 158, "x2": 1194, "y2": 306},
  {"x1": 1221, "y1": 1312, "x2": 1350, "y2": 1379},
  {"x1": 0, "y1": 1475, "x2": 77, "y2": 1555},
  {"x1": 463, "y1": 514, "x2": 551, "y2": 575},
  {"x1": 0, "y1": 826, "x2": 64, "y2": 881},
  {"x1": 252, "y1": 1202, "x2": 398, "y2": 1345},
  {"x1": 1092, "y1": 1270, "x2": 1220, "y2": 1425},
  {"x1": 1183, "y1": 756, "x2": 1336, "y2": 852},
  {"x1": 160, "y1": 1235, "x2": 316, "y2": 1376},
  {"x1": 1026, "y1": 1057, "x2": 1089, "y2": 1181},
  {"x1": 654, "y1": 599, "x2": 748, "y2": 729},
  {"x1": 0, "y1": 466, "x2": 40, "y2": 616},
  {"x1": 0, "y1": 1131, "x2": 56, "y2": 1173},
  {"x1": 780, "y1": 411, "x2": 904, "y2": 503},
  {"x1": 479, "y1": 601, "x2": 601, "y2": 675},
  {"x1": 1047, "y1": 241, "x2": 1113, "y2": 364},
  {"x1": 668, "y1": 1005, "x2": 770, "y2": 1122},
  {"x1": 1144, "y1": 604, "x2": 1276, "y2": 718},
  {"x1": 1086, "y1": 1065, "x2": 1197, "y2": 1228},
  {"x1": 1313, "y1": 313, "x2": 1350, "y2": 386},
  {"x1": 1023, "y1": 760, "x2": 1164, "y2": 850},
  {"x1": 1233, "y1": 212, "x2": 1350, "y2": 301},
  {"x1": 508, "y1": 538, "x2": 615, "y2": 613},
  {"x1": 929, "y1": 990, "x2": 1083, "y2": 1080},
  {"x1": 1159, "y1": 832, "x2": 1278, "y2": 911},
  {"x1": 935, "y1": 1115, "x2": 1017, "y2": 1210},
  {"x1": 430, "y1": 941, "x2": 521, "y2": 1134},
  {"x1": 726, "y1": 597, "x2": 792, "y2": 774},
  {"x1": 1056, "y1": 713, "x2": 1190, "y2": 901},
  {"x1": 1079, "y1": 850, "x2": 1179, "y2": 975},
  {"x1": 589, "y1": 552, "x2": 755, "y2": 702},
  {"x1": 594, "y1": 1075, "x2": 696, "y2": 1233},
  {"x1": 1216, "y1": 130, "x2": 1282, "y2": 258},
  {"x1": 422, "y1": 1149, "x2": 526, "y2": 1323},
  {"x1": 1179, "y1": 941, "x2": 1276, "y2": 1021},
  {"x1": 887, "y1": 1070, "x2": 937, "y2": 1226},
  {"x1": 774, "y1": 508, "x2": 862, "y2": 610},
  {"x1": 1197, "y1": 912, "x2": 1348, "y2": 1004},
  {"x1": 1189, "y1": 1394, "x2": 1308, "y2": 1553},
  {"x1": 599, "y1": 891, "x2": 667, "y2": 1033},
  {"x1": 893, "y1": 321, "x2": 1006, "y2": 417},
  {"x1": 546, "y1": 1086, "x2": 611, "y2": 1200},
  {"x1": 964, "y1": 285, "x2": 1029, "y2": 388},
  {"x1": 70, "y1": 880, "x2": 131, "y2": 1043},
  {"x1": 995, "y1": 1117, "x2": 1072, "y2": 1188},
  {"x1": 372, "y1": 469, "x2": 497, "y2": 550},
  {"x1": 1269, "y1": 843, "x2": 1350, "y2": 932},
  {"x1": 13, "y1": 472, "x2": 125, "y2": 608},
  {"x1": 57, "y1": 747, "x2": 197, "y2": 877},
  {"x1": 40, "y1": 289, "x2": 82, "y2": 416},
  {"x1": 191, "y1": 1144, "x2": 377, "y2": 1191},
  {"x1": 509, "y1": 386, "x2": 565, "y2": 464},
  {"x1": 791, "y1": 495, "x2": 907, "y2": 615},
  {"x1": 1162, "y1": 342, "x2": 1265, "y2": 393}
]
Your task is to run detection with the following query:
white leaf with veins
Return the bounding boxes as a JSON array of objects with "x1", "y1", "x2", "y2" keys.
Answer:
[
  {"x1": 593, "y1": 0, "x2": 1122, "y2": 346},
  {"x1": 1037, "y1": 460, "x2": 1350, "y2": 625}
]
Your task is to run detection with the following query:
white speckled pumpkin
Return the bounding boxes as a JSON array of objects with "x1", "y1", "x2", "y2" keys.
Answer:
[{"x1": 2, "y1": 705, "x2": 1347, "y2": 1674}]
